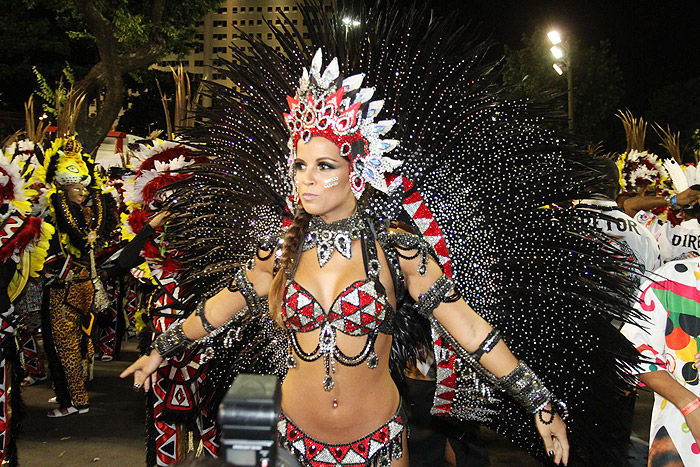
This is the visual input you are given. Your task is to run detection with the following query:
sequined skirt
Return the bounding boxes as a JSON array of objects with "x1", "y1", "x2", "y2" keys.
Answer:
[{"x1": 278, "y1": 400, "x2": 406, "y2": 467}]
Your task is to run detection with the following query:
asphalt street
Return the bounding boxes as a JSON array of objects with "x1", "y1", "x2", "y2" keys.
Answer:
[{"x1": 14, "y1": 339, "x2": 653, "y2": 466}]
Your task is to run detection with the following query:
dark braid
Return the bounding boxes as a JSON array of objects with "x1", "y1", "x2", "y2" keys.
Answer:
[{"x1": 269, "y1": 206, "x2": 312, "y2": 325}]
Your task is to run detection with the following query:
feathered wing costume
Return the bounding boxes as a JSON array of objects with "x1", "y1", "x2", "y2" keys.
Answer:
[
  {"x1": 120, "y1": 139, "x2": 220, "y2": 464},
  {"x1": 164, "y1": 1, "x2": 642, "y2": 462},
  {"x1": 0, "y1": 141, "x2": 54, "y2": 465}
]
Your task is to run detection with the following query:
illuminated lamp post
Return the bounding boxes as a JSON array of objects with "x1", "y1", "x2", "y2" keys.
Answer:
[{"x1": 548, "y1": 30, "x2": 574, "y2": 131}]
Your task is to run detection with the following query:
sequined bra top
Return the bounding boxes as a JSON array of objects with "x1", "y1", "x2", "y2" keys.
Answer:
[
  {"x1": 282, "y1": 276, "x2": 394, "y2": 335},
  {"x1": 282, "y1": 221, "x2": 395, "y2": 391}
]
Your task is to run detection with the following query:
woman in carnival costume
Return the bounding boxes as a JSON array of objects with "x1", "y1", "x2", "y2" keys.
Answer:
[
  {"x1": 0, "y1": 140, "x2": 53, "y2": 464},
  {"x1": 124, "y1": 2, "x2": 644, "y2": 465},
  {"x1": 117, "y1": 139, "x2": 218, "y2": 465},
  {"x1": 38, "y1": 137, "x2": 118, "y2": 417}
]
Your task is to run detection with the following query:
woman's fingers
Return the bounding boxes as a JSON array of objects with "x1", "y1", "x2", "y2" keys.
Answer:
[
  {"x1": 119, "y1": 360, "x2": 139, "y2": 379},
  {"x1": 542, "y1": 432, "x2": 556, "y2": 462}
]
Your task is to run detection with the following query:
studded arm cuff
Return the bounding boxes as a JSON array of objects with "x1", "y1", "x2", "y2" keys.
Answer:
[
  {"x1": 497, "y1": 361, "x2": 554, "y2": 414},
  {"x1": 151, "y1": 321, "x2": 194, "y2": 358},
  {"x1": 414, "y1": 274, "x2": 461, "y2": 317},
  {"x1": 429, "y1": 316, "x2": 566, "y2": 418},
  {"x1": 226, "y1": 266, "x2": 263, "y2": 312}
]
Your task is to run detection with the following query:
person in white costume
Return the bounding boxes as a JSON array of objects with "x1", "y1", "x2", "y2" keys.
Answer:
[
  {"x1": 635, "y1": 159, "x2": 700, "y2": 264},
  {"x1": 575, "y1": 158, "x2": 660, "y2": 274},
  {"x1": 622, "y1": 255, "x2": 700, "y2": 466}
]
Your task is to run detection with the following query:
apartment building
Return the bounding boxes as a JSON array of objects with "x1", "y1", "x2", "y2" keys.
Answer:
[{"x1": 155, "y1": 1, "x2": 330, "y2": 84}]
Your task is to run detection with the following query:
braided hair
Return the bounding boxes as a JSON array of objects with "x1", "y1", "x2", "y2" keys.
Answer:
[{"x1": 268, "y1": 206, "x2": 312, "y2": 325}]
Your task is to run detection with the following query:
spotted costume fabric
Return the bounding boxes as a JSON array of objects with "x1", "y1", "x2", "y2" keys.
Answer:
[
  {"x1": 622, "y1": 256, "x2": 700, "y2": 465},
  {"x1": 49, "y1": 268, "x2": 94, "y2": 408}
]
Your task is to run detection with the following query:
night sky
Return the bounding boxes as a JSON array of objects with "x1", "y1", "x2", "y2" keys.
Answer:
[{"x1": 425, "y1": 0, "x2": 700, "y2": 114}]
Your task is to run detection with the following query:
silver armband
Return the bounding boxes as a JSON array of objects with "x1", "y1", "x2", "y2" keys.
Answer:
[
  {"x1": 151, "y1": 321, "x2": 194, "y2": 358},
  {"x1": 227, "y1": 266, "x2": 263, "y2": 311},
  {"x1": 415, "y1": 275, "x2": 461, "y2": 317},
  {"x1": 195, "y1": 300, "x2": 217, "y2": 333}
]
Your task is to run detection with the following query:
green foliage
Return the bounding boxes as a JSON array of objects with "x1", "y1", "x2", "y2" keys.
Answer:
[{"x1": 502, "y1": 27, "x2": 625, "y2": 147}]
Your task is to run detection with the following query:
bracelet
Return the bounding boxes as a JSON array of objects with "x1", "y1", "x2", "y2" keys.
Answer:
[
  {"x1": 195, "y1": 300, "x2": 217, "y2": 333},
  {"x1": 151, "y1": 321, "x2": 194, "y2": 358},
  {"x1": 666, "y1": 194, "x2": 679, "y2": 207},
  {"x1": 681, "y1": 397, "x2": 700, "y2": 416},
  {"x1": 471, "y1": 329, "x2": 502, "y2": 361}
]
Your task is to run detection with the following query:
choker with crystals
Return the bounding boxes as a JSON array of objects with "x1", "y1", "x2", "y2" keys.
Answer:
[{"x1": 303, "y1": 212, "x2": 365, "y2": 267}]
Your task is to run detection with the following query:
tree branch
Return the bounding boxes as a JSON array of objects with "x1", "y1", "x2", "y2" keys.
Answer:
[{"x1": 73, "y1": 0, "x2": 118, "y2": 64}]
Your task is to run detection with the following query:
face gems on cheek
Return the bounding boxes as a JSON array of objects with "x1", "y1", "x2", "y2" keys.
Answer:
[{"x1": 324, "y1": 176, "x2": 339, "y2": 189}]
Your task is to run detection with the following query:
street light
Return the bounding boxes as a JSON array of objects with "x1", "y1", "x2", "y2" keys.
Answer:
[{"x1": 548, "y1": 29, "x2": 574, "y2": 131}]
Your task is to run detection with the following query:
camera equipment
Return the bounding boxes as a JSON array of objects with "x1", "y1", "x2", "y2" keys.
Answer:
[{"x1": 218, "y1": 374, "x2": 299, "y2": 467}]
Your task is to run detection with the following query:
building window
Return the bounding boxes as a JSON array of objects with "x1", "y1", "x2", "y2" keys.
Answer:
[
  {"x1": 195, "y1": 21, "x2": 204, "y2": 27},
  {"x1": 257, "y1": 6, "x2": 262, "y2": 12},
  {"x1": 276, "y1": 6, "x2": 281, "y2": 12},
  {"x1": 292, "y1": 6, "x2": 297, "y2": 11},
  {"x1": 212, "y1": 46, "x2": 227, "y2": 53},
  {"x1": 213, "y1": 59, "x2": 224, "y2": 66},
  {"x1": 213, "y1": 33, "x2": 227, "y2": 40},
  {"x1": 284, "y1": 6, "x2": 289, "y2": 12},
  {"x1": 195, "y1": 33, "x2": 204, "y2": 40},
  {"x1": 267, "y1": 32, "x2": 273, "y2": 40},
  {"x1": 213, "y1": 20, "x2": 226, "y2": 27},
  {"x1": 195, "y1": 43, "x2": 204, "y2": 52},
  {"x1": 240, "y1": 6, "x2": 246, "y2": 12},
  {"x1": 194, "y1": 60, "x2": 204, "y2": 66},
  {"x1": 275, "y1": 46, "x2": 281, "y2": 51},
  {"x1": 232, "y1": 20, "x2": 237, "y2": 25},
  {"x1": 275, "y1": 18, "x2": 281, "y2": 25},
  {"x1": 217, "y1": 7, "x2": 227, "y2": 14},
  {"x1": 302, "y1": 32, "x2": 309, "y2": 39},
  {"x1": 292, "y1": 19, "x2": 297, "y2": 25},
  {"x1": 213, "y1": 73, "x2": 225, "y2": 80},
  {"x1": 240, "y1": 19, "x2": 246, "y2": 26},
  {"x1": 192, "y1": 73, "x2": 203, "y2": 80},
  {"x1": 232, "y1": 7, "x2": 237, "y2": 13},
  {"x1": 232, "y1": 33, "x2": 239, "y2": 39},
  {"x1": 257, "y1": 19, "x2": 262, "y2": 25},
  {"x1": 267, "y1": 6, "x2": 272, "y2": 12}
]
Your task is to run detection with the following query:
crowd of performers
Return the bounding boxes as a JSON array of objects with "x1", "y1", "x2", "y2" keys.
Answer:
[{"x1": 1, "y1": 2, "x2": 700, "y2": 467}]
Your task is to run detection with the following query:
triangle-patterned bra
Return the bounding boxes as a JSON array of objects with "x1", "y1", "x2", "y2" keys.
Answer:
[{"x1": 282, "y1": 229, "x2": 395, "y2": 391}]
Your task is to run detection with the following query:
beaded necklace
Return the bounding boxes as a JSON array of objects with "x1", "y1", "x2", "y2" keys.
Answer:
[{"x1": 59, "y1": 189, "x2": 105, "y2": 246}]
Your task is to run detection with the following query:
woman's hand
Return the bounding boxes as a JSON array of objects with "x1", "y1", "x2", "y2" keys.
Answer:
[
  {"x1": 534, "y1": 407, "x2": 569, "y2": 465},
  {"x1": 119, "y1": 350, "x2": 164, "y2": 392}
]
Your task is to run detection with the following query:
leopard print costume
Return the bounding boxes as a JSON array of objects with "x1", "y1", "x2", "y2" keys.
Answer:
[{"x1": 49, "y1": 267, "x2": 94, "y2": 408}]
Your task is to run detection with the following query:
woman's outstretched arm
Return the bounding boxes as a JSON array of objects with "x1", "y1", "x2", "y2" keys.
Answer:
[
  {"x1": 399, "y1": 249, "x2": 569, "y2": 465},
  {"x1": 120, "y1": 252, "x2": 275, "y2": 391}
]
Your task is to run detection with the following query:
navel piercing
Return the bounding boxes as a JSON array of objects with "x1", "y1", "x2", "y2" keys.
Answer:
[{"x1": 324, "y1": 176, "x2": 339, "y2": 188}]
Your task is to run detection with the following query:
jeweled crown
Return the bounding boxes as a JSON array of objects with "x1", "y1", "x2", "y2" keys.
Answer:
[{"x1": 284, "y1": 49, "x2": 401, "y2": 198}]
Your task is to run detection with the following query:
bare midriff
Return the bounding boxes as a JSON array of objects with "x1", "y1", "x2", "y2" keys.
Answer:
[
  {"x1": 281, "y1": 241, "x2": 400, "y2": 443},
  {"x1": 281, "y1": 331, "x2": 399, "y2": 443}
]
